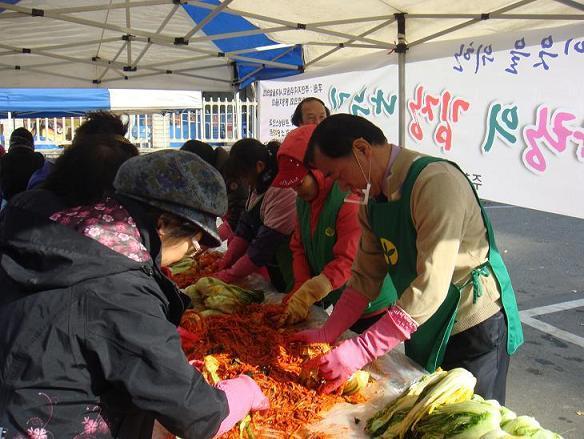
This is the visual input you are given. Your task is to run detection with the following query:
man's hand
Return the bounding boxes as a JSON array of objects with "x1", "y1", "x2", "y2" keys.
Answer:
[{"x1": 316, "y1": 305, "x2": 418, "y2": 394}]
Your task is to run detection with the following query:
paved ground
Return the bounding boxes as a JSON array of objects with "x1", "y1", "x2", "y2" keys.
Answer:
[{"x1": 485, "y1": 203, "x2": 584, "y2": 438}]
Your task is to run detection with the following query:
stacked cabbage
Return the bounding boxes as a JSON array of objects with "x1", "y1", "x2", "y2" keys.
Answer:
[{"x1": 366, "y1": 369, "x2": 563, "y2": 438}]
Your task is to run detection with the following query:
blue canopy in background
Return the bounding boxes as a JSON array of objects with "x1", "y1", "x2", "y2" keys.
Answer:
[
  {"x1": 0, "y1": 88, "x2": 110, "y2": 118},
  {"x1": 0, "y1": 88, "x2": 205, "y2": 118}
]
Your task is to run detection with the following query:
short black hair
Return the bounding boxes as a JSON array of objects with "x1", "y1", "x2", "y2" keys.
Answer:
[
  {"x1": 291, "y1": 97, "x2": 331, "y2": 127},
  {"x1": 305, "y1": 114, "x2": 387, "y2": 165},
  {"x1": 75, "y1": 111, "x2": 128, "y2": 138},
  {"x1": 43, "y1": 134, "x2": 139, "y2": 206},
  {"x1": 181, "y1": 140, "x2": 216, "y2": 168},
  {"x1": 9, "y1": 127, "x2": 34, "y2": 149}
]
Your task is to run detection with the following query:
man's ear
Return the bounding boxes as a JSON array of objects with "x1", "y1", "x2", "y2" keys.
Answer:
[{"x1": 352, "y1": 137, "x2": 372, "y2": 159}]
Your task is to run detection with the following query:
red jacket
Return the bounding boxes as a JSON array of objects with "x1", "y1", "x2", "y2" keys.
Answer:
[{"x1": 290, "y1": 171, "x2": 361, "y2": 291}]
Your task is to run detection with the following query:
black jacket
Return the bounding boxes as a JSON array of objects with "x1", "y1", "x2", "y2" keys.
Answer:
[
  {"x1": 0, "y1": 191, "x2": 227, "y2": 439},
  {"x1": 0, "y1": 147, "x2": 44, "y2": 200}
]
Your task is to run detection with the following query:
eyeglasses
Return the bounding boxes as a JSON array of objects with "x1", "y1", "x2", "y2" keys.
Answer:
[{"x1": 185, "y1": 236, "x2": 202, "y2": 258}]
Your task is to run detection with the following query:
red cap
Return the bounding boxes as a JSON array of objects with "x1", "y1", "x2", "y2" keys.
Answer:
[{"x1": 272, "y1": 125, "x2": 316, "y2": 188}]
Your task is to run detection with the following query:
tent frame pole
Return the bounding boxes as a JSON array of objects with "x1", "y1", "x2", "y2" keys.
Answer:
[
  {"x1": 396, "y1": 13, "x2": 407, "y2": 148},
  {"x1": 306, "y1": 18, "x2": 396, "y2": 67},
  {"x1": 185, "y1": 1, "x2": 397, "y2": 47},
  {"x1": 139, "y1": 56, "x2": 218, "y2": 69},
  {"x1": 302, "y1": 42, "x2": 389, "y2": 49},
  {"x1": 98, "y1": 42, "x2": 129, "y2": 82},
  {"x1": 0, "y1": 0, "x2": 169, "y2": 16},
  {"x1": 184, "y1": 0, "x2": 235, "y2": 39},
  {"x1": 100, "y1": 71, "x2": 233, "y2": 86},
  {"x1": 237, "y1": 45, "x2": 298, "y2": 87},
  {"x1": 407, "y1": 13, "x2": 584, "y2": 19},
  {"x1": 409, "y1": 0, "x2": 541, "y2": 47},
  {"x1": 131, "y1": 3, "x2": 180, "y2": 68},
  {"x1": 33, "y1": 37, "x2": 120, "y2": 52},
  {"x1": 0, "y1": 62, "x2": 87, "y2": 82},
  {"x1": 125, "y1": 0, "x2": 132, "y2": 68},
  {"x1": 553, "y1": 0, "x2": 584, "y2": 11}
]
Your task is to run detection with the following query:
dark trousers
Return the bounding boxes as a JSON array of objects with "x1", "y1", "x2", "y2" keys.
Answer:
[
  {"x1": 267, "y1": 265, "x2": 287, "y2": 293},
  {"x1": 441, "y1": 310, "x2": 510, "y2": 405}
]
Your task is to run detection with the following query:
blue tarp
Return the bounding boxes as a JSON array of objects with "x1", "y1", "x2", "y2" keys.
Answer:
[
  {"x1": 0, "y1": 88, "x2": 110, "y2": 118},
  {"x1": 182, "y1": 0, "x2": 303, "y2": 89}
]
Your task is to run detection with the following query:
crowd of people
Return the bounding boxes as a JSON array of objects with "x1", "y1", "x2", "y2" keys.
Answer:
[{"x1": 0, "y1": 96, "x2": 523, "y2": 438}]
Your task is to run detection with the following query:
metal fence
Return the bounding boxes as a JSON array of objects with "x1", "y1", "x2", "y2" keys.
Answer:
[{"x1": 0, "y1": 97, "x2": 258, "y2": 153}]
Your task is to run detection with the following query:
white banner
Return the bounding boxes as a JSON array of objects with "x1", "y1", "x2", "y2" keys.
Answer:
[
  {"x1": 258, "y1": 24, "x2": 584, "y2": 219},
  {"x1": 109, "y1": 89, "x2": 203, "y2": 111},
  {"x1": 258, "y1": 59, "x2": 399, "y2": 143},
  {"x1": 405, "y1": 24, "x2": 583, "y2": 219}
]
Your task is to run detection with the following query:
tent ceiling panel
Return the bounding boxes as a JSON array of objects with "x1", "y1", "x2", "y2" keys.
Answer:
[
  {"x1": 234, "y1": 0, "x2": 582, "y2": 66},
  {"x1": 0, "y1": 0, "x2": 581, "y2": 89},
  {"x1": 0, "y1": 0, "x2": 301, "y2": 90}
]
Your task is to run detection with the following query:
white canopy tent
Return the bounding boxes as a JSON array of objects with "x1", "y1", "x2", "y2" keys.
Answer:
[
  {"x1": 1, "y1": 1, "x2": 582, "y2": 219},
  {"x1": 0, "y1": 0, "x2": 582, "y2": 93}
]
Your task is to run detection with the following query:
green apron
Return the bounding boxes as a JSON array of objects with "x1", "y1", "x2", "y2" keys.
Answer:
[
  {"x1": 367, "y1": 156, "x2": 523, "y2": 372},
  {"x1": 297, "y1": 182, "x2": 396, "y2": 313},
  {"x1": 247, "y1": 193, "x2": 294, "y2": 293}
]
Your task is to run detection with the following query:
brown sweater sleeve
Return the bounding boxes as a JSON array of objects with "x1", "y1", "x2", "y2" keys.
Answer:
[{"x1": 395, "y1": 162, "x2": 469, "y2": 325}]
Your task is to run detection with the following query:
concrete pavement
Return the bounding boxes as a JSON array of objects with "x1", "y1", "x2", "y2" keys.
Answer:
[{"x1": 486, "y1": 203, "x2": 584, "y2": 438}]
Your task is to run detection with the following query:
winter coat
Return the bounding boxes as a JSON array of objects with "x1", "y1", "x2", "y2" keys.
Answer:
[{"x1": 0, "y1": 190, "x2": 227, "y2": 439}]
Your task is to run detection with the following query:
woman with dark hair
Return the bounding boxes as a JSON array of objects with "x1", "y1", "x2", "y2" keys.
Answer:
[
  {"x1": 75, "y1": 110, "x2": 128, "y2": 138},
  {"x1": 26, "y1": 111, "x2": 130, "y2": 191},
  {"x1": 291, "y1": 97, "x2": 330, "y2": 127},
  {"x1": 213, "y1": 138, "x2": 296, "y2": 292},
  {"x1": 42, "y1": 134, "x2": 139, "y2": 207},
  {"x1": 293, "y1": 114, "x2": 523, "y2": 405},
  {"x1": 0, "y1": 150, "x2": 268, "y2": 438},
  {"x1": 180, "y1": 139, "x2": 249, "y2": 239}
]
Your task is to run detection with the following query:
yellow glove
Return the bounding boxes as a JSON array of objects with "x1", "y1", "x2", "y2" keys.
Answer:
[{"x1": 280, "y1": 274, "x2": 333, "y2": 326}]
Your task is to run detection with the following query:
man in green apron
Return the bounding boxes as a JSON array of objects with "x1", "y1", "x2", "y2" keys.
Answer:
[
  {"x1": 292, "y1": 114, "x2": 523, "y2": 404},
  {"x1": 271, "y1": 125, "x2": 395, "y2": 331}
]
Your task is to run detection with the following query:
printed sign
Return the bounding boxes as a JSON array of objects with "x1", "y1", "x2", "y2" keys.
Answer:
[{"x1": 259, "y1": 24, "x2": 584, "y2": 219}]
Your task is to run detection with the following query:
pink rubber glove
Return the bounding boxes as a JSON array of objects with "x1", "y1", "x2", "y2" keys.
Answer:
[
  {"x1": 318, "y1": 305, "x2": 418, "y2": 394},
  {"x1": 289, "y1": 287, "x2": 370, "y2": 345},
  {"x1": 213, "y1": 254, "x2": 259, "y2": 284},
  {"x1": 218, "y1": 220, "x2": 234, "y2": 242},
  {"x1": 215, "y1": 375, "x2": 269, "y2": 437},
  {"x1": 217, "y1": 236, "x2": 249, "y2": 270}
]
